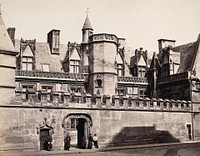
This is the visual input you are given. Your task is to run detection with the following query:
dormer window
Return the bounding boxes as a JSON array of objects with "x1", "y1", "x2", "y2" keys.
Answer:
[
  {"x1": 22, "y1": 56, "x2": 33, "y2": 71},
  {"x1": 41, "y1": 64, "x2": 50, "y2": 72},
  {"x1": 70, "y1": 60, "x2": 80, "y2": 73},
  {"x1": 138, "y1": 66, "x2": 146, "y2": 78}
]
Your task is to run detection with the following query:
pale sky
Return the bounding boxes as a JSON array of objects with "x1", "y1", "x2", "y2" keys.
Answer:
[{"x1": 1, "y1": 0, "x2": 200, "y2": 53}]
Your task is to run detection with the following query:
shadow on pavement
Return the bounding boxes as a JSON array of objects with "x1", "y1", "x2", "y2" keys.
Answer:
[{"x1": 105, "y1": 126, "x2": 179, "y2": 148}]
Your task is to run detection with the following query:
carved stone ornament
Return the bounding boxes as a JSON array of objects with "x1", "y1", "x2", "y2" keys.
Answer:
[
  {"x1": 62, "y1": 113, "x2": 93, "y2": 128},
  {"x1": 36, "y1": 117, "x2": 54, "y2": 134}
]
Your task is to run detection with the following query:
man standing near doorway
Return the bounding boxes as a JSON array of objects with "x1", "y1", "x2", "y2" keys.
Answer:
[
  {"x1": 88, "y1": 133, "x2": 93, "y2": 149},
  {"x1": 93, "y1": 134, "x2": 99, "y2": 148},
  {"x1": 64, "y1": 132, "x2": 71, "y2": 150}
]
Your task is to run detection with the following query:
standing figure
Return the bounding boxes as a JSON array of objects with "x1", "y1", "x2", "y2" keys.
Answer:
[
  {"x1": 81, "y1": 136, "x2": 87, "y2": 149},
  {"x1": 64, "y1": 132, "x2": 71, "y2": 150},
  {"x1": 93, "y1": 134, "x2": 99, "y2": 148},
  {"x1": 88, "y1": 133, "x2": 93, "y2": 149},
  {"x1": 47, "y1": 136, "x2": 52, "y2": 151}
]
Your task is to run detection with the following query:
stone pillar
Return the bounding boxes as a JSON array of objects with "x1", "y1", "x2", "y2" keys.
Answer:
[
  {"x1": 112, "y1": 95, "x2": 119, "y2": 108},
  {"x1": 103, "y1": 95, "x2": 110, "y2": 108},
  {"x1": 26, "y1": 88, "x2": 36, "y2": 106},
  {"x1": 51, "y1": 91, "x2": 59, "y2": 106},
  {"x1": 63, "y1": 92, "x2": 70, "y2": 106},
  {"x1": 96, "y1": 94, "x2": 102, "y2": 108}
]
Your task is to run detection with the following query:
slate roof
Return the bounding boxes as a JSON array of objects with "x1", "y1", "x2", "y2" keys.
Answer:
[
  {"x1": 35, "y1": 42, "x2": 67, "y2": 72},
  {"x1": 15, "y1": 39, "x2": 67, "y2": 72},
  {"x1": 82, "y1": 16, "x2": 93, "y2": 30},
  {"x1": 172, "y1": 41, "x2": 196, "y2": 73},
  {"x1": 149, "y1": 52, "x2": 161, "y2": 70},
  {"x1": 0, "y1": 12, "x2": 15, "y2": 52},
  {"x1": 130, "y1": 56, "x2": 136, "y2": 68}
]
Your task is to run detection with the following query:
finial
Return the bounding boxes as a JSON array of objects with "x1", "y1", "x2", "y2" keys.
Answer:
[{"x1": 85, "y1": 8, "x2": 90, "y2": 17}]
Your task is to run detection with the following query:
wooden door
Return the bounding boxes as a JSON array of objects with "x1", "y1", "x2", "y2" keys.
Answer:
[{"x1": 40, "y1": 129, "x2": 50, "y2": 150}]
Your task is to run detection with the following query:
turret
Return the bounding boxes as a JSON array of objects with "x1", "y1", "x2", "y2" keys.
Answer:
[
  {"x1": 82, "y1": 12, "x2": 93, "y2": 43},
  {"x1": 88, "y1": 33, "x2": 118, "y2": 95},
  {"x1": 81, "y1": 10, "x2": 93, "y2": 73},
  {"x1": 0, "y1": 6, "x2": 18, "y2": 104}
]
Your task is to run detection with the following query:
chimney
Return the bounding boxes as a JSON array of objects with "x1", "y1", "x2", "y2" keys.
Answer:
[
  {"x1": 47, "y1": 29, "x2": 60, "y2": 54},
  {"x1": 7, "y1": 27, "x2": 15, "y2": 46},
  {"x1": 158, "y1": 39, "x2": 176, "y2": 53},
  {"x1": 118, "y1": 38, "x2": 125, "y2": 49}
]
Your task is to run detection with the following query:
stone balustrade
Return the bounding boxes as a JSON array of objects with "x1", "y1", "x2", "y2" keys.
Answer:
[
  {"x1": 15, "y1": 70, "x2": 85, "y2": 80},
  {"x1": 89, "y1": 33, "x2": 118, "y2": 44},
  {"x1": 117, "y1": 76, "x2": 148, "y2": 84},
  {"x1": 11, "y1": 89, "x2": 192, "y2": 112},
  {"x1": 157, "y1": 72, "x2": 189, "y2": 84}
]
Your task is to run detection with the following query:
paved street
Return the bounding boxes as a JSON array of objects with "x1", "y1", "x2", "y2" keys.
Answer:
[{"x1": 1, "y1": 142, "x2": 200, "y2": 156}]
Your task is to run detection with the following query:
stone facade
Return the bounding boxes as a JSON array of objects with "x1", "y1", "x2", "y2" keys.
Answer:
[{"x1": 0, "y1": 6, "x2": 200, "y2": 152}]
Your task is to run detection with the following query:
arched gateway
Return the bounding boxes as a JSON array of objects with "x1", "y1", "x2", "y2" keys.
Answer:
[{"x1": 62, "y1": 113, "x2": 93, "y2": 148}]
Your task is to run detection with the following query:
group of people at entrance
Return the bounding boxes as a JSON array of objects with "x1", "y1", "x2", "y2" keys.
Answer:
[{"x1": 64, "y1": 133, "x2": 99, "y2": 150}]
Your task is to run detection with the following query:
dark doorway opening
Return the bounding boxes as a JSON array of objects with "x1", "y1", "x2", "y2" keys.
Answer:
[
  {"x1": 187, "y1": 124, "x2": 192, "y2": 140},
  {"x1": 77, "y1": 118, "x2": 88, "y2": 148},
  {"x1": 40, "y1": 129, "x2": 50, "y2": 150}
]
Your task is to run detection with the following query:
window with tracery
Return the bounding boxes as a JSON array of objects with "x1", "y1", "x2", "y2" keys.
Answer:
[
  {"x1": 22, "y1": 56, "x2": 33, "y2": 71},
  {"x1": 70, "y1": 60, "x2": 80, "y2": 73}
]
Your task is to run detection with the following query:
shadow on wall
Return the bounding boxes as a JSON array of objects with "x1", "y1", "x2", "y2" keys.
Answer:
[{"x1": 105, "y1": 126, "x2": 179, "y2": 147}]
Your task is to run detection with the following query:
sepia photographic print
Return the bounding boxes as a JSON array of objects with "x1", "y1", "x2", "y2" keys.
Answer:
[{"x1": 0, "y1": 0, "x2": 200, "y2": 155}]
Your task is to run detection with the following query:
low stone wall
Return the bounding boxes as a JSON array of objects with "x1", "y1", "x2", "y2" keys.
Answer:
[
  {"x1": 0, "y1": 105, "x2": 193, "y2": 151},
  {"x1": 0, "y1": 91, "x2": 196, "y2": 151}
]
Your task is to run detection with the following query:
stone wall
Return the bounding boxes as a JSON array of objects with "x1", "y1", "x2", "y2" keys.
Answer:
[
  {"x1": 0, "y1": 91, "x2": 198, "y2": 151},
  {"x1": 0, "y1": 104, "x2": 193, "y2": 151}
]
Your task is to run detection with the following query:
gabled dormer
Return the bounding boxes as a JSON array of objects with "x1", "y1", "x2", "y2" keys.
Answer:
[
  {"x1": 17, "y1": 39, "x2": 36, "y2": 71},
  {"x1": 115, "y1": 52, "x2": 124, "y2": 76},
  {"x1": 61, "y1": 42, "x2": 82, "y2": 73},
  {"x1": 130, "y1": 48, "x2": 148, "y2": 78},
  {"x1": 69, "y1": 46, "x2": 81, "y2": 73}
]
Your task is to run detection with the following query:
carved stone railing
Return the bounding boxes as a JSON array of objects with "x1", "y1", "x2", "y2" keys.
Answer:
[
  {"x1": 117, "y1": 76, "x2": 148, "y2": 84},
  {"x1": 89, "y1": 33, "x2": 118, "y2": 44},
  {"x1": 15, "y1": 70, "x2": 85, "y2": 80},
  {"x1": 157, "y1": 72, "x2": 189, "y2": 84},
  {"x1": 12, "y1": 90, "x2": 192, "y2": 112}
]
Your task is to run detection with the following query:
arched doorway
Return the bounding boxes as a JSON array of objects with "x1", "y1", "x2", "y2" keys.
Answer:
[
  {"x1": 40, "y1": 128, "x2": 51, "y2": 150},
  {"x1": 62, "y1": 113, "x2": 93, "y2": 148},
  {"x1": 37, "y1": 118, "x2": 54, "y2": 150}
]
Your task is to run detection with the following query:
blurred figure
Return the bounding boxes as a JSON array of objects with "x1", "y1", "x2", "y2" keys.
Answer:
[
  {"x1": 93, "y1": 134, "x2": 99, "y2": 148},
  {"x1": 88, "y1": 133, "x2": 93, "y2": 149},
  {"x1": 64, "y1": 132, "x2": 71, "y2": 150},
  {"x1": 81, "y1": 136, "x2": 87, "y2": 149}
]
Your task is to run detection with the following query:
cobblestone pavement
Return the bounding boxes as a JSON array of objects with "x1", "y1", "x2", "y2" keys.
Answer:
[{"x1": 1, "y1": 142, "x2": 200, "y2": 156}]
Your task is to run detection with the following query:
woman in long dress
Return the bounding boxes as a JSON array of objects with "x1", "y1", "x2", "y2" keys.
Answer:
[{"x1": 64, "y1": 133, "x2": 71, "y2": 150}]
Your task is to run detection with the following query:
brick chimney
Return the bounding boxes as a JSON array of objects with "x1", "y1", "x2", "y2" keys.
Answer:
[{"x1": 47, "y1": 29, "x2": 60, "y2": 54}]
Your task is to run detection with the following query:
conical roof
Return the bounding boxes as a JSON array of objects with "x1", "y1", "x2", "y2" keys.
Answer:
[
  {"x1": 0, "y1": 11, "x2": 15, "y2": 52},
  {"x1": 82, "y1": 15, "x2": 93, "y2": 30}
]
